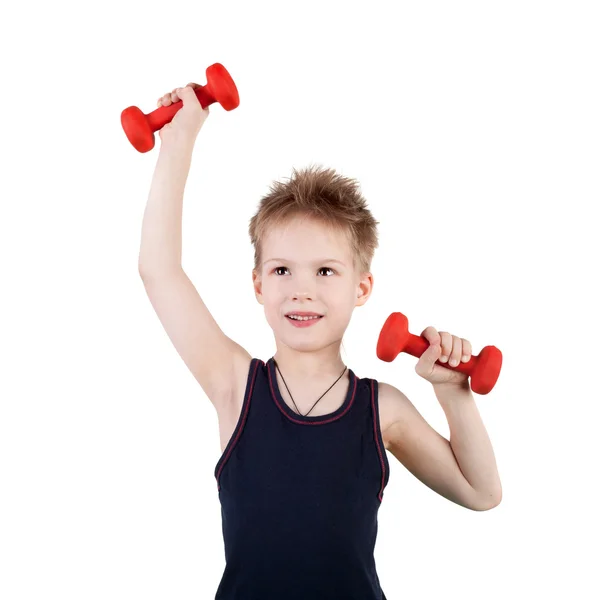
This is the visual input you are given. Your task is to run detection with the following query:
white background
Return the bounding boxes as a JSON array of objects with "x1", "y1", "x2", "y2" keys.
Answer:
[{"x1": 2, "y1": 1, "x2": 599, "y2": 598}]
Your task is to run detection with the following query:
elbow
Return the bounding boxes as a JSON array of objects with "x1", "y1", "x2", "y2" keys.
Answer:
[{"x1": 473, "y1": 491, "x2": 502, "y2": 511}]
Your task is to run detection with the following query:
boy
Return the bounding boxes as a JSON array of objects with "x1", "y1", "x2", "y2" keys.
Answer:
[{"x1": 138, "y1": 84, "x2": 502, "y2": 599}]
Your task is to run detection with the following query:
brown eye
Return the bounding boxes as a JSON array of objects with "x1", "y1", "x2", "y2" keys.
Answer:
[{"x1": 274, "y1": 266, "x2": 335, "y2": 276}]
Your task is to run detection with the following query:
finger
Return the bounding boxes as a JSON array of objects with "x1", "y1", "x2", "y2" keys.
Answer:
[
  {"x1": 461, "y1": 338, "x2": 472, "y2": 362},
  {"x1": 448, "y1": 336, "x2": 463, "y2": 367},
  {"x1": 416, "y1": 342, "x2": 442, "y2": 375},
  {"x1": 158, "y1": 85, "x2": 191, "y2": 107},
  {"x1": 438, "y1": 331, "x2": 452, "y2": 362},
  {"x1": 177, "y1": 85, "x2": 200, "y2": 105},
  {"x1": 421, "y1": 326, "x2": 440, "y2": 346},
  {"x1": 171, "y1": 86, "x2": 190, "y2": 103},
  {"x1": 158, "y1": 92, "x2": 174, "y2": 107},
  {"x1": 427, "y1": 342, "x2": 443, "y2": 367}
]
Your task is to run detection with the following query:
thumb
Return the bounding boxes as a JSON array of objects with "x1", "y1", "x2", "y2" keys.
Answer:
[
  {"x1": 419, "y1": 342, "x2": 442, "y2": 370},
  {"x1": 178, "y1": 85, "x2": 202, "y2": 108}
]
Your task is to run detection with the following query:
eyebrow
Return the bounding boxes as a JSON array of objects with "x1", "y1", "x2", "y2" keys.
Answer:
[{"x1": 263, "y1": 258, "x2": 346, "y2": 267}]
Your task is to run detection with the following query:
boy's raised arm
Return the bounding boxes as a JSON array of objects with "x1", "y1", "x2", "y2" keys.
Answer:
[
  {"x1": 138, "y1": 137, "x2": 194, "y2": 275},
  {"x1": 136, "y1": 85, "x2": 251, "y2": 408}
]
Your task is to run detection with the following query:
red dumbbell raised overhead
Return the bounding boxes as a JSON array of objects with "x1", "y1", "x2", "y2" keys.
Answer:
[
  {"x1": 121, "y1": 62, "x2": 240, "y2": 153},
  {"x1": 376, "y1": 312, "x2": 502, "y2": 395}
]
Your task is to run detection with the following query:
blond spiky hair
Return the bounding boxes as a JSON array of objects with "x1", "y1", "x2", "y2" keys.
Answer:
[{"x1": 248, "y1": 164, "x2": 380, "y2": 276}]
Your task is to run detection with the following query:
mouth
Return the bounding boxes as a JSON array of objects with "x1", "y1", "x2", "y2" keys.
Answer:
[{"x1": 285, "y1": 314, "x2": 324, "y2": 327}]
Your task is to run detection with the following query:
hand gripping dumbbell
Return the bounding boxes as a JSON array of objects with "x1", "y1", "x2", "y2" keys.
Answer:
[
  {"x1": 376, "y1": 312, "x2": 502, "y2": 395},
  {"x1": 121, "y1": 62, "x2": 240, "y2": 153}
]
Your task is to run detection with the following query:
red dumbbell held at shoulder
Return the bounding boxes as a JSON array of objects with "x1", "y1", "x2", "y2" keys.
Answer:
[{"x1": 377, "y1": 312, "x2": 502, "y2": 395}]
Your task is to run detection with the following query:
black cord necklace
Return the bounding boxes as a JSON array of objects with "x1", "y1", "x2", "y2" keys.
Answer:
[{"x1": 273, "y1": 358, "x2": 348, "y2": 417}]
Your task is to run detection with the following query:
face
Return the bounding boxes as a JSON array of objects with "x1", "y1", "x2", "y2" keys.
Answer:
[{"x1": 252, "y1": 217, "x2": 373, "y2": 352}]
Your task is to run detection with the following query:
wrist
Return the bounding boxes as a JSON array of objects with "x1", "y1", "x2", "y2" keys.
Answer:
[
  {"x1": 432, "y1": 380, "x2": 471, "y2": 395},
  {"x1": 160, "y1": 133, "x2": 197, "y2": 155}
]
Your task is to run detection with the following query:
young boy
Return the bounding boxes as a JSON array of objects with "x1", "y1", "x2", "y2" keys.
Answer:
[{"x1": 138, "y1": 84, "x2": 502, "y2": 600}]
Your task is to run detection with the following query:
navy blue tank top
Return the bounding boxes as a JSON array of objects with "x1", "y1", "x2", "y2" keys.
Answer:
[{"x1": 214, "y1": 356, "x2": 391, "y2": 600}]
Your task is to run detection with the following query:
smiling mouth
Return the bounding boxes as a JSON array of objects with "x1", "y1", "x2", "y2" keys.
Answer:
[{"x1": 285, "y1": 315, "x2": 324, "y2": 321}]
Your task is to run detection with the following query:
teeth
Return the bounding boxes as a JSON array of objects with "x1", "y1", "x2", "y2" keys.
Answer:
[{"x1": 288, "y1": 315, "x2": 320, "y2": 321}]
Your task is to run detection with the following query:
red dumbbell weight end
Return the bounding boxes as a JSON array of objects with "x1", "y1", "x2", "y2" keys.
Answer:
[
  {"x1": 121, "y1": 62, "x2": 240, "y2": 153},
  {"x1": 376, "y1": 312, "x2": 502, "y2": 395}
]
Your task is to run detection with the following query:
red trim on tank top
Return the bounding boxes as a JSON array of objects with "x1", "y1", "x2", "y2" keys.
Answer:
[
  {"x1": 371, "y1": 379, "x2": 387, "y2": 502},
  {"x1": 215, "y1": 358, "x2": 388, "y2": 502},
  {"x1": 266, "y1": 361, "x2": 358, "y2": 425},
  {"x1": 215, "y1": 358, "x2": 260, "y2": 492}
]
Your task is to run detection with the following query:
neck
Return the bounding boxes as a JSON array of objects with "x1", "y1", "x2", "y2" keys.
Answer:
[{"x1": 272, "y1": 348, "x2": 346, "y2": 380}]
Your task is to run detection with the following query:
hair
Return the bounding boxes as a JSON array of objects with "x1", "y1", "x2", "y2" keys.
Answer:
[
  {"x1": 248, "y1": 164, "x2": 380, "y2": 360},
  {"x1": 248, "y1": 164, "x2": 380, "y2": 278}
]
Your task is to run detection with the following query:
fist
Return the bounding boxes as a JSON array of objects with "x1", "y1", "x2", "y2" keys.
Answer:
[
  {"x1": 415, "y1": 326, "x2": 472, "y2": 387},
  {"x1": 157, "y1": 83, "x2": 210, "y2": 144}
]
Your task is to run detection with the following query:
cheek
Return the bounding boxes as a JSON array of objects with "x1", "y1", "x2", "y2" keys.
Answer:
[
  {"x1": 262, "y1": 310, "x2": 280, "y2": 334},
  {"x1": 263, "y1": 301, "x2": 284, "y2": 328}
]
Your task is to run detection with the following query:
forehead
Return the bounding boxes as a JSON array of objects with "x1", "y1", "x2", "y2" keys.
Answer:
[{"x1": 263, "y1": 219, "x2": 351, "y2": 257}]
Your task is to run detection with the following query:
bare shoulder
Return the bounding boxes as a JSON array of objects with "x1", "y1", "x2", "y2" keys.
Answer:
[
  {"x1": 378, "y1": 381, "x2": 411, "y2": 450},
  {"x1": 213, "y1": 347, "x2": 254, "y2": 454},
  {"x1": 218, "y1": 346, "x2": 254, "y2": 421},
  {"x1": 233, "y1": 348, "x2": 254, "y2": 407}
]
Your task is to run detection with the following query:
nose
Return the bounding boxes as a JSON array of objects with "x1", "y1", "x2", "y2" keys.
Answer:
[
  {"x1": 293, "y1": 290, "x2": 313, "y2": 301},
  {"x1": 292, "y1": 281, "x2": 315, "y2": 301},
  {"x1": 287, "y1": 270, "x2": 317, "y2": 300}
]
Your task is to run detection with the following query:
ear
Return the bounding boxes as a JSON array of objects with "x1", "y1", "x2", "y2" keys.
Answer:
[
  {"x1": 356, "y1": 272, "x2": 374, "y2": 307},
  {"x1": 252, "y1": 270, "x2": 264, "y2": 304}
]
